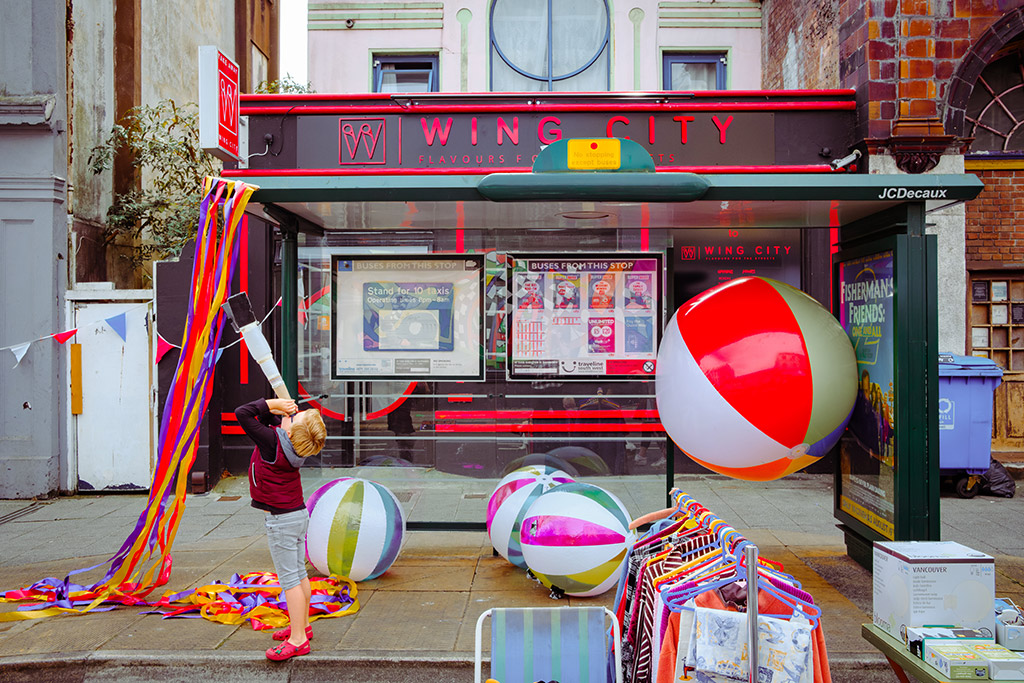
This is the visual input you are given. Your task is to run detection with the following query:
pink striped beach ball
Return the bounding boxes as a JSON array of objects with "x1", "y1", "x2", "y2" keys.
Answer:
[
  {"x1": 656, "y1": 276, "x2": 858, "y2": 481},
  {"x1": 519, "y1": 482, "x2": 633, "y2": 597},
  {"x1": 487, "y1": 465, "x2": 575, "y2": 569},
  {"x1": 305, "y1": 477, "x2": 406, "y2": 581}
]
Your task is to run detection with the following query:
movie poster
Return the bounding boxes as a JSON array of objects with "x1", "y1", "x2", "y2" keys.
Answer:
[
  {"x1": 363, "y1": 282, "x2": 454, "y2": 352},
  {"x1": 624, "y1": 274, "x2": 653, "y2": 310},
  {"x1": 515, "y1": 273, "x2": 546, "y2": 310},
  {"x1": 624, "y1": 316, "x2": 654, "y2": 353},
  {"x1": 588, "y1": 273, "x2": 617, "y2": 309},
  {"x1": 553, "y1": 273, "x2": 581, "y2": 310},
  {"x1": 837, "y1": 251, "x2": 896, "y2": 540},
  {"x1": 332, "y1": 256, "x2": 484, "y2": 380},
  {"x1": 506, "y1": 254, "x2": 662, "y2": 380},
  {"x1": 588, "y1": 317, "x2": 616, "y2": 353}
]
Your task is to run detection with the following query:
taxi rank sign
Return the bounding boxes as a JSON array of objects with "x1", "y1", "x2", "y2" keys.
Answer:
[{"x1": 295, "y1": 111, "x2": 784, "y2": 170}]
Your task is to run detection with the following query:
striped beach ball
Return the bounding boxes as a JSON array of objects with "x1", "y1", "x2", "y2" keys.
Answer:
[
  {"x1": 487, "y1": 465, "x2": 575, "y2": 568},
  {"x1": 656, "y1": 276, "x2": 858, "y2": 481},
  {"x1": 519, "y1": 482, "x2": 633, "y2": 597},
  {"x1": 305, "y1": 477, "x2": 406, "y2": 581}
]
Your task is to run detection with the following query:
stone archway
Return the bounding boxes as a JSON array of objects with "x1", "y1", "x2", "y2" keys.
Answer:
[{"x1": 945, "y1": 10, "x2": 1024, "y2": 137}]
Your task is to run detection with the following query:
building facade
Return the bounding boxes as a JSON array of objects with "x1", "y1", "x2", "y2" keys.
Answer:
[
  {"x1": 0, "y1": 0, "x2": 278, "y2": 498},
  {"x1": 762, "y1": 0, "x2": 1024, "y2": 462}
]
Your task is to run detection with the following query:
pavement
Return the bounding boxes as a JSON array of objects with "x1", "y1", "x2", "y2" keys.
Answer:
[{"x1": 1, "y1": 468, "x2": 1023, "y2": 682}]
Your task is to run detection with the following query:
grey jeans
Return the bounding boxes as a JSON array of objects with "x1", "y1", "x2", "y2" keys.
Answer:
[{"x1": 265, "y1": 509, "x2": 309, "y2": 590}]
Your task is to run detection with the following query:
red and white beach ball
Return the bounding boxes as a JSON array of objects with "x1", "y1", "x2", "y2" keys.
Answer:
[
  {"x1": 487, "y1": 465, "x2": 575, "y2": 568},
  {"x1": 519, "y1": 482, "x2": 633, "y2": 597},
  {"x1": 656, "y1": 276, "x2": 858, "y2": 481},
  {"x1": 305, "y1": 477, "x2": 406, "y2": 581}
]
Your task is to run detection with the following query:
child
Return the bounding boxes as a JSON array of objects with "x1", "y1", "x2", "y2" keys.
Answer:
[{"x1": 235, "y1": 397, "x2": 327, "y2": 661}]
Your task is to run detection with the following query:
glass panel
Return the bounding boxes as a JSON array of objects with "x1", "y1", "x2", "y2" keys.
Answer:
[
  {"x1": 492, "y1": 0, "x2": 549, "y2": 80},
  {"x1": 671, "y1": 62, "x2": 717, "y2": 91},
  {"x1": 1013, "y1": 351, "x2": 1024, "y2": 371},
  {"x1": 993, "y1": 349, "x2": 1009, "y2": 368},
  {"x1": 551, "y1": 0, "x2": 607, "y2": 76},
  {"x1": 972, "y1": 304, "x2": 989, "y2": 324},
  {"x1": 492, "y1": 57, "x2": 547, "y2": 92},
  {"x1": 992, "y1": 281, "x2": 1009, "y2": 301},
  {"x1": 992, "y1": 304, "x2": 1009, "y2": 325},
  {"x1": 295, "y1": 227, "x2": 674, "y2": 523},
  {"x1": 552, "y1": 53, "x2": 608, "y2": 91},
  {"x1": 1012, "y1": 280, "x2": 1024, "y2": 301},
  {"x1": 972, "y1": 280, "x2": 989, "y2": 301},
  {"x1": 379, "y1": 68, "x2": 432, "y2": 93}
]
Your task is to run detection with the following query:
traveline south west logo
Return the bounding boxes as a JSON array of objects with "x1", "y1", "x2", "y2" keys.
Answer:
[{"x1": 878, "y1": 188, "x2": 948, "y2": 199}]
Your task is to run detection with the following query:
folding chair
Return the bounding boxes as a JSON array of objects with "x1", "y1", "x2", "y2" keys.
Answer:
[{"x1": 474, "y1": 606, "x2": 623, "y2": 683}]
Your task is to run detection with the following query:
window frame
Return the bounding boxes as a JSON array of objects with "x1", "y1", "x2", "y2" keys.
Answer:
[
  {"x1": 489, "y1": 0, "x2": 611, "y2": 92},
  {"x1": 662, "y1": 52, "x2": 727, "y2": 91},
  {"x1": 372, "y1": 54, "x2": 440, "y2": 93}
]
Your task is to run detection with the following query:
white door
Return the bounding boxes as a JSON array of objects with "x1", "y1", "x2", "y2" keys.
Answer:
[{"x1": 74, "y1": 301, "x2": 153, "y2": 491}]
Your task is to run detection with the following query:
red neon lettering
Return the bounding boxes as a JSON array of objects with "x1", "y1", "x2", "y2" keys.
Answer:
[
  {"x1": 497, "y1": 116, "x2": 519, "y2": 145},
  {"x1": 649, "y1": 116, "x2": 655, "y2": 144},
  {"x1": 471, "y1": 117, "x2": 478, "y2": 146},
  {"x1": 538, "y1": 116, "x2": 562, "y2": 144},
  {"x1": 712, "y1": 115, "x2": 733, "y2": 144},
  {"x1": 421, "y1": 117, "x2": 454, "y2": 146},
  {"x1": 673, "y1": 116, "x2": 695, "y2": 144},
  {"x1": 607, "y1": 116, "x2": 630, "y2": 139}
]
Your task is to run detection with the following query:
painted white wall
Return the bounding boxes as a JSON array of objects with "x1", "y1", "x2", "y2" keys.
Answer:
[
  {"x1": 869, "y1": 154, "x2": 968, "y2": 355},
  {"x1": 141, "y1": 0, "x2": 236, "y2": 106},
  {"x1": 307, "y1": 0, "x2": 762, "y2": 93}
]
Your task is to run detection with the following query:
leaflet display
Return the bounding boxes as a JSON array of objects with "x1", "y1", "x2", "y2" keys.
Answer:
[
  {"x1": 332, "y1": 255, "x2": 485, "y2": 380},
  {"x1": 507, "y1": 253, "x2": 662, "y2": 380}
]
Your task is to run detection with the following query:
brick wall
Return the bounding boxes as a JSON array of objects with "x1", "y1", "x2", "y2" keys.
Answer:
[
  {"x1": 761, "y1": 0, "x2": 841, "y2": 90},
  {"x1": 759, "y1": 2, "x2": 1024, "y2": 142},
  {"x1": 966, "y1": 169, "x2": 1024, "y2": 265}
]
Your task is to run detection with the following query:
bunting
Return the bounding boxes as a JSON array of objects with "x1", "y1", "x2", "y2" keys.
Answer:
[
  {"x1": 0, "y1": 177, "x2": 257, "y2": 621},
  {"x1": 51, "y1": 329, "x2": 78, "y2": 344},
  {"x1": 105, "y1": 312, "x2": 128, "y2": 342}
]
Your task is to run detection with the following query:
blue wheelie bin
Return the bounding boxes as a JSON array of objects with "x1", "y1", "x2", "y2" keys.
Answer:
[{"x1": 937, "y1": 353, "x2": 1004, "y2": 498}]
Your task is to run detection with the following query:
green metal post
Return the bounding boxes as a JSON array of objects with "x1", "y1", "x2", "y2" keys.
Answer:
[
  {"x1": 895, "y1": 203, "x2": 940, "y2": 541},
  {"x1": 281, "y1": 225, "x2": 299, "y2": 400}
]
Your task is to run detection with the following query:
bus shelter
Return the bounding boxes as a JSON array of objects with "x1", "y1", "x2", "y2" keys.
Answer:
[{"x1": 222, "y1": 91, "x2": 983, "y2": 566}]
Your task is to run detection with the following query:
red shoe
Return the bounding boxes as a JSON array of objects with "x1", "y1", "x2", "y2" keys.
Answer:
[
  {"x1": 272, "y1": 625, "x2": 313, "y2": 641},
  {"x1": 266, "y1": 638, "x2": 310, "y2": 661}
]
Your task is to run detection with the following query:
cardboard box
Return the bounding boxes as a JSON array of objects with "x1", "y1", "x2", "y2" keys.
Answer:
[
  {"x1": 967, "y1": 642, "x2": 1024, "y2": 680},
  {"x1": 873, "y1": 541, "x2": 996, "y2": 642},
  {"x1": 924, "y1": 641, "x2": 989, "y2": 679},
  {"x1": 994, "y1": 598, "x2": 1024, "y2": 651},
  {"x1": 905, "y1": 625, "x2": 993, "y2": 658}
]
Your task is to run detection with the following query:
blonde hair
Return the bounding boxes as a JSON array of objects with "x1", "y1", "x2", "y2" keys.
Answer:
[{"x1": 290, "y1": 409, "x2": 326, "y2": 457}]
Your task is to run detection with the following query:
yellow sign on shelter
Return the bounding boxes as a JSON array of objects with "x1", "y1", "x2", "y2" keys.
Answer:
[{"x1": 567, "y1": 138, "x2": 622, "y2": 170}]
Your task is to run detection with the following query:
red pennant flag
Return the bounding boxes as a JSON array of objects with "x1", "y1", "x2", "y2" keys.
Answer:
[
  {"x1": 155, "y1": 334, "x2": 177, "y2": 364},
  {"x1": 52, "y1": 329, "x2": 77, "y2": 344}
]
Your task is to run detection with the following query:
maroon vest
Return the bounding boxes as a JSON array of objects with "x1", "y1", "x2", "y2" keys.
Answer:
[{"x1": 248, "y1": 442, "x2": 304, "y2": 510}]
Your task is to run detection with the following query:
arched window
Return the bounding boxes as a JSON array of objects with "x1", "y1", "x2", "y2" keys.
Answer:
[
  {"x1": 490, "y1": 0, "x2": 610, "y2": 92},
  {"x1": 966, "y1": 42, "x2": 1024, "y2": 153}
]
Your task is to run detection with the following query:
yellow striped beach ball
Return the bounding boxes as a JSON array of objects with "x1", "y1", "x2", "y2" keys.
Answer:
[{"x1": 305, "y1": 477, "x2": 406, "y2": 581}]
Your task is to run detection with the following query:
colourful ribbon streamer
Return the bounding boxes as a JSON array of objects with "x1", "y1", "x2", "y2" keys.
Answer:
[{"x1": 0, "y1": 178, "x2": 262, "y2": 621}]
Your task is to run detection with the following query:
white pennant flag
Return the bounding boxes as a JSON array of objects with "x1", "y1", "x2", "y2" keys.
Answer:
[{"x1": 10, "y1": 342, "x2": 31, "y2": 368}]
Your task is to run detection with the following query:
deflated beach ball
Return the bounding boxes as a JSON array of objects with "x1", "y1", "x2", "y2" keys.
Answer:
[
  {"x1": 656, "y1": 276, "x2": 858, "y2": 481},
  {"x1": 487, "y1": 465, "x2": 575, "y2": 568},
  {"x1": 305, "y1": 477, "x2": 406, "y2": 581},
  {"x1": 519, "y1": 482, "x2": 633, "y2": 597}
]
